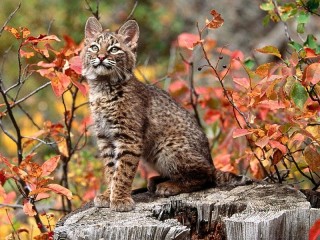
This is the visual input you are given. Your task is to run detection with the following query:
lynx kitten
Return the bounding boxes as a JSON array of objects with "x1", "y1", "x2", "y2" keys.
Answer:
[{"x1": 81, "y1": 17, "x2": 215, "y2": 212}]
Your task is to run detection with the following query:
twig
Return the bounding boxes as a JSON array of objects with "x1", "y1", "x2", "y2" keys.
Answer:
[
  {"x1": 196, "y1": 23, "x2": 251, "y2": 129},
  {"x1": 0, "y1": 3, "x2": 21, "y2": 37},
  {"x1": 5, "y1": 209, "x2": 22, "y2": 240},
  {"x1": 179, "y1": 53, "x2": 202, "y2": 128},
  {"x1": 85, "y1": 0, "x2": 100, "y2": 20},
  {"x1": 4, "y1": 82, "x2": 51, "y2": 113},
  {"x1": 271, "y1": 0, "x2": 293, "y2": 42},
  {"x1": 125, "y1": 0, "x2": 138, "y2": 21}
]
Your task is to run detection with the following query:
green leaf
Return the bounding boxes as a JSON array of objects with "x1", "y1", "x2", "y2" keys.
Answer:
[
  {"x1": 304, "y1": 34, "x2": 320, "y2": 53},
  {"x1": 288, "y1": 41, "x2": 303, "y2": 52},
  {"x1": 262, "y1": 15, "x2": 270, "y2": 26},
  {"x1": 256, "y1": 45, "x2": 282, "y2": 58},
  {"x1": 260, "y1": 2, "x2": 274, "y2": 11},
  {"x1": 297, "y1": 23, "x2": 305, "y2": 34},
  {"x1": 244, "y1": 58, "x2": 255, "y2": 70},
  {"x1": 290, "y1": 82, "x2": 308, "y2": 110},
  {"x1": 297, "y1": 11, "x2": 310, "y2": 24}
]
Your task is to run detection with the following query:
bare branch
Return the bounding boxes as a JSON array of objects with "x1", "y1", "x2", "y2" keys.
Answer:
[
  {"x1": 0, "y1": 3, "x2": 21, "y2": 37},
  {"x1": 125, "y1": 0, "x2": 138, "y2": 21},
  {"x1": 4, "y1": 82, "x2": 51, "y2": 113}
]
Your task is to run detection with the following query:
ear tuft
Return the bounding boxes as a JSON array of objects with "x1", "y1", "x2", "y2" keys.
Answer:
[
  {"x1": 85, "y1": 17, "x2": 102, "y2": 39},
  {"x1": 118, "y1": 20, "x2": 139, "y2": 48}
]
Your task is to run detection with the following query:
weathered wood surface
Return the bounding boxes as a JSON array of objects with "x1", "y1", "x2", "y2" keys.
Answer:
[{"x1": 54, "y1": 183, "x2": 320, "y2": 240}]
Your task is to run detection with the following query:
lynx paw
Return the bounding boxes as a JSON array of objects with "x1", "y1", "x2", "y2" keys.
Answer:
[
  {"x1": 155, "y1": 181, "x2": 182, "y2": 197},
  {"x1": 94, "y1": 194, "x2": 110, "y2": 208},
  {"x1": 110, "y1": 197, "x2": 135, "y2": 212}
]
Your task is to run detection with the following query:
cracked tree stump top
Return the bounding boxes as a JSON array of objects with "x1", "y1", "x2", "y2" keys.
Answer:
[{"x1": 54, "y1": 183, "x2": 320, "y2": 240}]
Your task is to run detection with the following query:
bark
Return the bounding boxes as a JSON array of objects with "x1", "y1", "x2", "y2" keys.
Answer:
[{"x1": 54, "y1": 183, "x2": 320, "y2": 240}]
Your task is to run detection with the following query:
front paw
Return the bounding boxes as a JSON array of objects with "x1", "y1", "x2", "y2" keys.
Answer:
[
  {"x1": 110, "y1": 197, "x2": 135, "y2": 212},
  {"x1": 94, "y1": 194, "x2": 110, "y2": 208},
  {"x1": 155, "y1": 181, "x2": 181, "y2": 197}
]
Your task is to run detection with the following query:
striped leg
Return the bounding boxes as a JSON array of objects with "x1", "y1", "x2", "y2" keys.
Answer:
[
  {"x1": 110, "y1": 148, "x2": 140, "y2": 212},
  {"x1": 94, "y1": 139, "x2": 115, "y2": 208}
]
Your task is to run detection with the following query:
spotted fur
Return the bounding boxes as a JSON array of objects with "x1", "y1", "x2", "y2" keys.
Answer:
[{"x1": 81, "y1": 17, "x2": 215, "y2": 212}]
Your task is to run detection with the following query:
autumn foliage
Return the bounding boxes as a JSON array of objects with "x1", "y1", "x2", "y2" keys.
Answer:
[{"x1": 0, "y1": 0, "x2": 320, "y2": 239}]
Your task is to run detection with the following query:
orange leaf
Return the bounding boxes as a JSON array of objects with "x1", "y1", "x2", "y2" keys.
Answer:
[
  {"x1": 206, "y1": 10, "x2": 224, "y2": 29},
  {"x1": 177, "y1": 33, "x2": 201, "y2": 50},
  {"x1": 302, "y1": 63, "x2": 320, "y2": 86},
  {"x1": 255, "y1": 62, "x2": 276, "y2": 77},
  {"x1": 23, "y1": 129, "x2": 46, "y2": 148},
  {"x1": 41, "y1": 155, "x2": 60, "y2": 176},
  {"x1": 47, "y1": 184, "x2": 72, "y2": 200},
  {"x1": 233, "y1": 128, "x2": 252, "y2": 138},
  {"x1": 304, "y1": 145, "x2": 320, "y2": 172},
  {"x1": 4, "y1": 26, "x2": 20, "y2": 39},
  {"x1": 20, "y1": 27, "x2": 30, "y2": 39},
  {"x1": 29, "y1": 187, "x2": 51, "y2": 196},
  {"x1": 20, "y1": 49, "x2": 34, "y2": 58},
  {"x1": 23, "y1": 202, "x2": 36, "y2": 216},
  {"x1": 256, "y1": 46, "x2": 282, "y2": 58}
]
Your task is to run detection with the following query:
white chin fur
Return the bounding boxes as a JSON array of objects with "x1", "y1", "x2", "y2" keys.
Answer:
[{"x1": 82, "y1": 66, "x2": 111, "y2": 80}]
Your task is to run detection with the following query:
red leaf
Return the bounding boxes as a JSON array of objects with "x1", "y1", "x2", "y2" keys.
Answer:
[
  {"x1": 310, "y1": 219, "x2": 320, "y2": 240},
  {"x1": 302, "y1": 63, "x2": 320, "y2": 86},
  {"x1": 47, "y1": 184, "x2": 72, "y2": 200},
  {"x1": 4, "y1": 26, "x2": 20, "y2": 39},
  {"x1": 37, "y1": 61, "x2": 56, "y2": 68},
  {"x1": 69, "y1": 56, "x2": 82, "y2": 74},
  {"x1": 233, "y1": 77, "x2": 250, "y2": 89},
  {"x1": 255, "y1": 136, "x2": 269, "y2": 149},
  {"x1": 0, "y1": 170, "x2": 7, "y2": 185},
  {"x1": 269, "y1": 140, "x2": 287, "y2": 154},
  {"x1": 233, "y1": 128, "x2": 252, "y2": 138},
  {"x1": 41, "y1": 155, "x2": 60, "y2": 177},
  {"x1": 177, "y1": 33, "x2": 201, "y2": 50},
  {"x1": 206, "y1": 10, "x2": 224, "y2": 29},
  {"x1": 23, "y1": 202, "x2": 36, "y2": 216},
  {"x1": 272, "y1": 149, "x2": 283, "y2": 165},
  {"x1": 23, "y1": 34, "x2": 60, "y2": 45},
  {"x1": 213, "y1": 154, "x2": 234, "y2": 172},
  {"x1": 71, "y1": 79, "x2": 88, "y2": 96},
  {"x1": 204, "y1": 109, "x2": 220, "y2": 124},
  {"x1": 169, "y1": 80, "x2": 188, "y2": 97},
  {"x1": 258, "y1": 100, "x2": 286, "y2": 110}
]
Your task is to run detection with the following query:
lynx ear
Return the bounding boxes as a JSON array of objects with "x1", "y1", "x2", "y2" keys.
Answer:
[
  {"x1": 118, "y1": 20, "x2": 139, "y2": 50},
  {"x1": 85, "y1": 17, "x2": 102, "y2": 39}
]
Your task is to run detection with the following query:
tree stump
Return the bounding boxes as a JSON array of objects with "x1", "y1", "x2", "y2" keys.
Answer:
[{"x1": 54, "y1": 183, "x2": 320, "y2": 240}]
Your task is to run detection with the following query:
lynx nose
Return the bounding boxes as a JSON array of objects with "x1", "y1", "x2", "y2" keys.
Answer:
[{"x1": 98, "y1": 54, "x2": 106, "y2": 61}]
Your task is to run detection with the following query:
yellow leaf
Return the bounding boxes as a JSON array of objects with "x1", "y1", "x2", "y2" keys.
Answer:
[{"x1": 256, "y1": 46, "x2": 282, "y2": 58}]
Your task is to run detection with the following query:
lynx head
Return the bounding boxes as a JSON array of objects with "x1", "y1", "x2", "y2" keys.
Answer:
[{"x1": 81, "y1": 17, "x2": 139, "y2": 83}]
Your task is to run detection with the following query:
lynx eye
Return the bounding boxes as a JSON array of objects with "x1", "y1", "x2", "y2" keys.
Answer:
[
  {"x1": 109, "y1": 46, "x2": 120, "y2": 54},
  {"x1": 90, "y1": 45, "x2": 99, "y2": 52}
]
